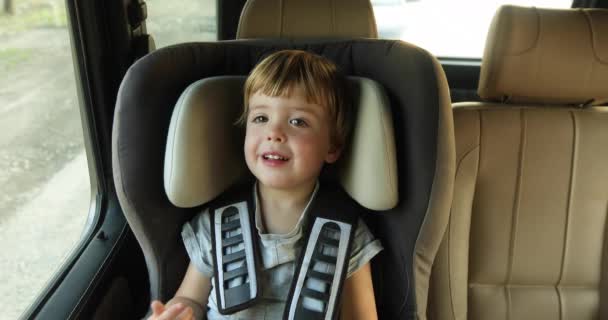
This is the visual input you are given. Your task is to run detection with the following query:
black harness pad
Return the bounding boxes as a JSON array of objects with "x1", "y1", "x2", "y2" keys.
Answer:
[{"x1": 208, "y1": 182, "x2": 361, "y2": 319}]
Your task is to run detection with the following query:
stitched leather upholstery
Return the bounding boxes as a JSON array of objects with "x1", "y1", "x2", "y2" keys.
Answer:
[
  {"x1": 429, "y1": 6, "x2": 608, "y2": 320},
  {"x1": 236, "y1": 0, "x2": 378, "y2": 39}
]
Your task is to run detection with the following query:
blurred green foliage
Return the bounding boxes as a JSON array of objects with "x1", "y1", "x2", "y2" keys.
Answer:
[{"x1": 0, "y1": 0, "x2": 67, "y2": 36}]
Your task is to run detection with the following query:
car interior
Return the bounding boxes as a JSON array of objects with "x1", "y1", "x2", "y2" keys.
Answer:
[{"x1": 18, "y1": 0, "x2": 608, "y2": 319}]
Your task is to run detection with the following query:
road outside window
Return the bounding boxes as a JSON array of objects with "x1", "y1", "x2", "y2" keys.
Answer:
[
  {"x1": 0, "y1": 0, "x2": 91, "y2": 319},
  {"x1": 372, "y1": 0, "x2": 573, "y2": 58},
  {"x1": 0, "y1": 0, "x2": 218, "y2": 318}
]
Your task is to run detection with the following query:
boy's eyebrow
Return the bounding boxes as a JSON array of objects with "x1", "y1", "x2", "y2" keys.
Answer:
[
  {"x1": 249, "y1": 104, "x2": 322, "y2": 117},
  {"x1": 292, "y1": 106, "x2": 323, "y2": 117},
  {"x1": 249, "y1": 104, "x2": 268, "y2": 111},
  {"x1": 293, "y1": 107, "x2": 316, "y2": 113}
]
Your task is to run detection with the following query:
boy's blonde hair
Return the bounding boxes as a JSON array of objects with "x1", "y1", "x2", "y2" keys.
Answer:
[{"x1": 240, "y1": 50, "x2": 351, "y2": 148}]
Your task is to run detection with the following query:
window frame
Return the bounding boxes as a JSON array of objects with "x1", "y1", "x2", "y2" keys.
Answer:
[{"x1": 20, "y1": 0, "x2": 130, "y2": 317}]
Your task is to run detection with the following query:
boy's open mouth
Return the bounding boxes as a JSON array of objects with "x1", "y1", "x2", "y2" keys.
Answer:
[{"x1": 262, "y1": 152, "x2": 289, "y2": 161}]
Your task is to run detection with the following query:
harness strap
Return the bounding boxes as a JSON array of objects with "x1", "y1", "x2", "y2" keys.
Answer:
[
  {"x1": 209, "y1": 184, "x2": 260, "y2": 314},
  {"x1": 209, "y1": 182, "x2": 361, "y2": 319},
  {"x1": 284, "y1": 184, "x2": 359, "y2": 320}
]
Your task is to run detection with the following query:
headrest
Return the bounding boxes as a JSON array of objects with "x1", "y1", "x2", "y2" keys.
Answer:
[
  {"x1": 478, "y1": 6, "x2": 608, "y2": 106},
  {"x1": 236, "y1": 0, "x2": 378, "y2": 39},
  {"x1": 164, "y1": 76, "x2": 398, "y2": 211}
]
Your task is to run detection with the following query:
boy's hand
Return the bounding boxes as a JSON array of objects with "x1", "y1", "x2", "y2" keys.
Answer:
[{"x1": 148, "y1": 300, "x2": 194, "y2": 320}]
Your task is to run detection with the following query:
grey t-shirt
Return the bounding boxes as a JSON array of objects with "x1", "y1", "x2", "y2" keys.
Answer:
[{"x1": 181, "y1": 183, "x2": 383, "y2": 320}]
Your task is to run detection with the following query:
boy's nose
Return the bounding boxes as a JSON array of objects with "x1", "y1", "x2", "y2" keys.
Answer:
[{"x1": 266, "y1": 126, "x2": 285, "y2": 142}]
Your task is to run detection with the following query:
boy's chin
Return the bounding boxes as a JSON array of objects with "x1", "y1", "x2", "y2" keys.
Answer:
[{"x1": 255, "y1": 176, "x2": 316, "y2": 192}]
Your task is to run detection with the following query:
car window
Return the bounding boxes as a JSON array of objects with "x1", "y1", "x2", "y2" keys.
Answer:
[
  {"x1": 146, "y1": 0, "x2": 218, "y2": 49},
  {"x1": 372, "y1": 0, "x2": 573, "y2": 58},
  {"x1": 0, "y1": 0, "x2": 92, "y2": 318}
]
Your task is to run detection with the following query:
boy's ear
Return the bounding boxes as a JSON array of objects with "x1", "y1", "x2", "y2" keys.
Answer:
[{"x1": 325, "y1": 145, "x2": 342, "y2": 164}]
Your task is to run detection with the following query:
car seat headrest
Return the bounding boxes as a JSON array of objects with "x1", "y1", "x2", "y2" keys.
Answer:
[
  {"x1": 478, "y1": 5, "x2": 608, "y2": 106},
  {"x1": 164, "y1": 76, "x2": 398, "y2": 211},
  {"x1": 236, "y1": 0, "x2": 378, "y2": 39}
]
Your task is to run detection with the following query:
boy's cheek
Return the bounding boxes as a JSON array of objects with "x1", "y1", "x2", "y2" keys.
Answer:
[{"x1": 243, "y1": 138, "x2": 256, "y2": 162}]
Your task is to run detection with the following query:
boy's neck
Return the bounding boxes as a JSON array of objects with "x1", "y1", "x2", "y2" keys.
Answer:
[{"x1": 257, "y1": 180, "x2": 317, "y2": 234}]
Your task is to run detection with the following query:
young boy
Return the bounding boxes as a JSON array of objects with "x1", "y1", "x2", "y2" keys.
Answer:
[{"x1": 149, "y1": 50, "x2": 383, "y2": 320}]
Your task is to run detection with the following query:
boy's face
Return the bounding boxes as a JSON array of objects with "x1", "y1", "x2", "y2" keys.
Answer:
[{"x1": 244, "y1": 86, "x2": 340, "y2": 192}]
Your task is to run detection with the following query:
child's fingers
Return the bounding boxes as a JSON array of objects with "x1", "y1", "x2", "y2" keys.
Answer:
[
  {"x1": 158, "y1": 303, "x2": 186, "y2": 320},
  {"x1": 176, "y1": 306, "x2": 194, "y2": 320},
  {"x1": 150, "y1": 300, "x2": 165, "y2": 316}
]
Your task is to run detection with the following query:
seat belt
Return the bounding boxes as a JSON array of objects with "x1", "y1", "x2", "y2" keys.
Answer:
[{"x1": 208, "y1": 182, "x2": 360, "y2": 319}]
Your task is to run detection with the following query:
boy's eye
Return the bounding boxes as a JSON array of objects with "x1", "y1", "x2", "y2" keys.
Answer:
[
  {"x1": 289, "y1": 118, "x2": 308, "y2": 127},
  {"x1": 251, "y1": 115, "x2": 267, "y2": 123}
]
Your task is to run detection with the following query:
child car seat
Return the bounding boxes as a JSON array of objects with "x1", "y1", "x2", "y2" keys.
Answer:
[{"x1": 112, "y1": 1, "x2": 455, "y2": 319}]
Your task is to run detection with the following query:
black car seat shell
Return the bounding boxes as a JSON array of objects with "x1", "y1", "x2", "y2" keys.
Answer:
[
  {"x1": 112, "y1": 39, "x2": 455, "y2": 319},
  {"x1": 429, "y1": 6, "x2": 608, "y2": 320}
]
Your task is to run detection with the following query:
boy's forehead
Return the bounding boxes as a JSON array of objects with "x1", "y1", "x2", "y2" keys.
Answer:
[
  {"x1": 250, "y1": 91, "x2": 320, "y2": 109},
  {"x1": 250, "y1": 85, "x2": 327, "y2": 108}
]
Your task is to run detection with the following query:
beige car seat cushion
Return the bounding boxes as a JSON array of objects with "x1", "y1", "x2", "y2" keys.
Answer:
[{"x1": 164, "y1": 76, "x2": 398, "y2": 211}]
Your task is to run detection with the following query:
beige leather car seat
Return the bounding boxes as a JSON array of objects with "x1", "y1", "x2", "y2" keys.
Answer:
[
  {"x1": 236, "y1": 0, "x2": 378, "y2": 39},
  {"x1": 429, "y1": 5, "x2": 608, "y2": 320}
]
